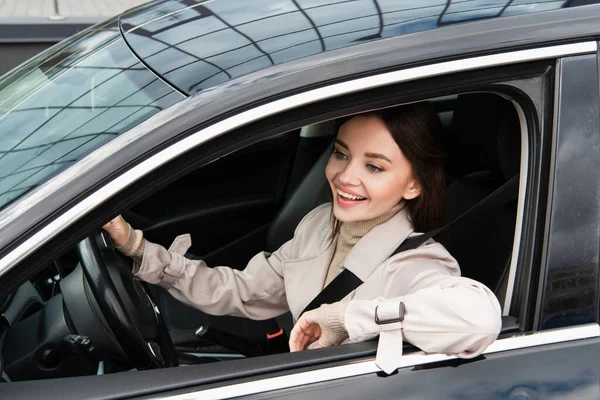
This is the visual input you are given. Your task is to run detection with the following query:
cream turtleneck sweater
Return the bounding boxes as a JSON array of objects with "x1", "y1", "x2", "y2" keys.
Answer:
[{"x1": 324, "y1": 205, "x2": 401, "y2": 287}]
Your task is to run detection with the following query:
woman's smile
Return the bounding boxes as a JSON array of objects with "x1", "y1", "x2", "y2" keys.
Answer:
[{"x1": 335, "y1": 186, "x2": 368, "y2": 208}]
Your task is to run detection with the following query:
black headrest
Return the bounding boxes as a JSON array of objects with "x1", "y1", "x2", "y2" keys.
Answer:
[{"x1": 448, "y1": 93, "x2": 521, "y2": 180}]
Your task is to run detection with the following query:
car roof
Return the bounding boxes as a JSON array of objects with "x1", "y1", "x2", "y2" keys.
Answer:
[{"x1": 120, "y1": 0, "x2": 599, "y2": 96}]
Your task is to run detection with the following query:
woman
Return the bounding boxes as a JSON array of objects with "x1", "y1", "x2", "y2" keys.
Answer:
[{"x1": 103, "y1": 102, "x2": 502, "y2": 374}]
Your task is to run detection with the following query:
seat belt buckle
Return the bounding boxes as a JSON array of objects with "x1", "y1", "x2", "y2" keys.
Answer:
[
  {"x1": 375, "y1": 302, "x2": 405, "y2": 325},
  {"x1": 264, "y1": 328, "x2": 289, "y2": 354},
  {"x1": 266, "y1": 328, "x2": 284, "y2": 340}
]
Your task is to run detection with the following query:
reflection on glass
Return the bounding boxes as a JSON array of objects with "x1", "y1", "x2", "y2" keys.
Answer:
[
  {"x1": 541, "y1": 265, "x2": 597, "y2": 329},
  {"x1": 121, "y1": 0, "x2": 569, "y2": 95},
  {"x1": 0, "y1": 22, "x2": 184, "y2": 211}
]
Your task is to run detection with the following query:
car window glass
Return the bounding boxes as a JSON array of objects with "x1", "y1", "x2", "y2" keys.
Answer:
[{"x1": 0, "y1": 24, "x2": 185, "y2": 211}]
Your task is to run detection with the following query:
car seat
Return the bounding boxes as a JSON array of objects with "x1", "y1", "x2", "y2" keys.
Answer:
[{"x1": 445, "y1": 93, "x2": 521, "y2": 302}]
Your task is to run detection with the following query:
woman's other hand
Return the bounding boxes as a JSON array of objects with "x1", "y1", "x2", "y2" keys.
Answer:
[
  {"x1": 289, "y1": 302, "x2": 349, "y2": 351},
  {"x1": 102, "y1": 215, "x2": 130, "y2": 247}
]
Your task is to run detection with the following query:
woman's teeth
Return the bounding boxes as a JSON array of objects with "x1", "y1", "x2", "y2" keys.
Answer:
[{"x1": 337, "y1": 189, "x2": 366, "y2": 200}]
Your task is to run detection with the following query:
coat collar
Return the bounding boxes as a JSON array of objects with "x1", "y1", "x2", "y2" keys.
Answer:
[
  {"x1": 284, "y1": 236, "x2": 336, "y2": 319},
  {"x1": 343, "y1": 205, "x2": 414, "y2": 281},
  {"x1": 283, "y1": 204, "x2": 415, "y2": 320}
]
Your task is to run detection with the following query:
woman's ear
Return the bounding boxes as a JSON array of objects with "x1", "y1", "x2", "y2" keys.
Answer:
[{"x1": 402, "y1": 179, "x2": 422, "y2": 200}]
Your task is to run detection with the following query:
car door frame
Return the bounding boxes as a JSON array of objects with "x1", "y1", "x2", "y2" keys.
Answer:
[{"x1": 1, "y1": 39, "x2": 600, "y2": 399}]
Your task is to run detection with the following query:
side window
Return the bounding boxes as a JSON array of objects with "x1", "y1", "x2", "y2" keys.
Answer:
[
  {"x1": 1, "y1": 90, "x2": 526, "y2": 383},
  {"x1": 129, "y1": 131, "x2": 300, "y2": 266}
]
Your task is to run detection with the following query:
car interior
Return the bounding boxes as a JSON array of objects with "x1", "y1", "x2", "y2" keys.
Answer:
[{"x1": 0, "y1": 91, "x2": 523, "y2": 382}]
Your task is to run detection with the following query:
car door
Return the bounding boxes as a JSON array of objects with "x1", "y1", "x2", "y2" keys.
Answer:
[{"x1": 257, "y1": 52, "x2": 600, "y2": 400}]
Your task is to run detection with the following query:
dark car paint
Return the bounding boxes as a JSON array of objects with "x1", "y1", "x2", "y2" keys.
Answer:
[
  {"x1": 245, "y1": 339, "x2": 600, "y2": 400},
  {"x1": 2, "y1": 335, "x2": 599, "y2": 399},
  {"x1": 4, "y1": 5, "x2": 600, "y2": 268},
  {"x1": 0, "y1": 60, "x2": 595, "y2": 399}
]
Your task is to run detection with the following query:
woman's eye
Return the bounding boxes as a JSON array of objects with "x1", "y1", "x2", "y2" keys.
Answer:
[
  {"x1": 333, "y1": 150, "x2": 347, "y2": 160},
  {"x1": 367, "y1": 164, "x2": 383, "y2": 173}
]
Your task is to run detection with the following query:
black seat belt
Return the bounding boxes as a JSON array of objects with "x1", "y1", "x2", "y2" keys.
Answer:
[{"x1": 300, "y1": 174, "x2": 519, "y2": 317}]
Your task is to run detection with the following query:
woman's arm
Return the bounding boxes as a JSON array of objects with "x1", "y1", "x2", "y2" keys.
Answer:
[
  {"x1": 135, "y1": 234, "x2": 292, "y2": 320},
  {"x1": 102, "y1": 215, "x2": 290, "y2": 320},
  {"x1": 289, "y1": 243, "x2": 501, "y2": 374},
  {"x1": 345, "y1": 277, "x2": 501, "y2": 345},
  {"x1": 102, "y1": 205, "x2": 328, "y2": 321},
  {"x1": 343, "y1": 248, "x2": 502, "y2": 373}
]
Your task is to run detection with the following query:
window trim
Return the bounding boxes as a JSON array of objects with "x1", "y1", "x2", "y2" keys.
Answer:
[
  {"x1": 150, "y1": 323, "x2": 600, "y2": 400},
  {"x1": 0, "y1": 41, "x2": 595, "y2": 279},
  {"x1": 503, "y1": 99, "x2": 529, "y2": 314}
]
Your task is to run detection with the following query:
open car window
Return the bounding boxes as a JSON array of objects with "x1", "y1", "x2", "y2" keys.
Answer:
[{"x1": 0, "y1": 88, "x2": 527, "y2": 383}]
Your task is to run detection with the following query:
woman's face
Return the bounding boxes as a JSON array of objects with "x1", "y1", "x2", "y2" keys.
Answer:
[{"x1": 325, "y1": 114, "x2": 421, "y2": 222}]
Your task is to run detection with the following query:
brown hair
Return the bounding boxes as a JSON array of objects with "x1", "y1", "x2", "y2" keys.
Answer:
[{"x1": 330, "y1": 101, "x2": 447, "y2": 238}]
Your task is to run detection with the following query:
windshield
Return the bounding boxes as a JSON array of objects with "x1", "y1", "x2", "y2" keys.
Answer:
[{"x1": 0, "y1": 20, "x2": 185, "y2": 211}]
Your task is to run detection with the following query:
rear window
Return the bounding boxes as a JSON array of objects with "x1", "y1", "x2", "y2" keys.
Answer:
[{"x1": 0, "y1": 20, "x2": 184, "y2": 211}]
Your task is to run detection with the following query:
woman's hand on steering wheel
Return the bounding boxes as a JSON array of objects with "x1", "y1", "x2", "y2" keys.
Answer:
[{"x1": 102, "y1": 215, "x2": 130, "y2": 247}]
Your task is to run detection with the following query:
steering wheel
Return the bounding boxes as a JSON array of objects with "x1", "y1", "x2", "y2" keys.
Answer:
[{"x1": 76, "y1": 232, "x2": 178, "y2": 369}]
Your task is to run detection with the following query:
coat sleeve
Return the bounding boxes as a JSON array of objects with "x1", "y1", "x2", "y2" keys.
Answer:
[
  {"x1": 344, "y1": 242, "x2": 502, "y2": 366},
  {"x1": 134, "y1": 236, "x2": 291, "y2": 320},
  {"x1": 133, "y1": 205, "x2": 327, "y2": 321}
]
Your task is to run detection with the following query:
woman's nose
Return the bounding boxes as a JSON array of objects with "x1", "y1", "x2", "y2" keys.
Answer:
[{"x1": 338, "y1": 162, "x2": 360, "y2": 186}]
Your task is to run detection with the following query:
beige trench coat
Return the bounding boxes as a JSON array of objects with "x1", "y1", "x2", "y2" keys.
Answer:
[{"x1": 135, "y1": 203, "x2": 502, "y2": 373}]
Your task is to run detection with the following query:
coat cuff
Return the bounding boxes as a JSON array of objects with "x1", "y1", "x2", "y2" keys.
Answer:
[
  {"x1": 320, "y1": 302, "x2": 349, "y2": 344},
  {"x1": 344, "y1": 299, "x2": 406, "y2": 374},
  {"x1": 116, "y1": 224, "x2": 145, "y2": 268}
]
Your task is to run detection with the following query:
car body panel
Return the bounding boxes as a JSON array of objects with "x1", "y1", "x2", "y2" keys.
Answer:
[
  {"x1": 245, "y1": 339, "x2": 600, "y2": 400},
  {"x1": 1, "y1": 324, "x2": 597, "y2": 399}
]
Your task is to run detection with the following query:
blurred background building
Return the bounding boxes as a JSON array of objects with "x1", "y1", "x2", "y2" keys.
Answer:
[{"x1": 0, "y1": 0, "x2": 147, "y2": 74}]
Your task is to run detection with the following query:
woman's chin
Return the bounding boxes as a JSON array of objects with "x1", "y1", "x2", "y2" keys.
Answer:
[{"x1": 333, "y1": 203, "x2": 368, "y2": 222}]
